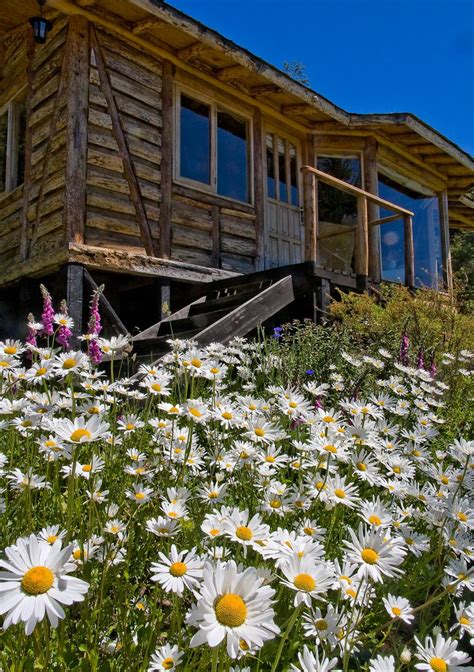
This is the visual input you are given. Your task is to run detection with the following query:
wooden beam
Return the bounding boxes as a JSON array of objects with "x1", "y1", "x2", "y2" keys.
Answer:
[
  {"x1": 19, "y1": 29, "x2": 36, "y2": 260},
  {"x1": 159, "y1": 59, "x2": 173, "y2": 259},
  {"x1": 66, "y1": 263, "x2": 84, "y2": 343},
  {"x1": 216, "y1": 64, "x2": 246, "y2": 82},
  {"x1": 368, "y1": 214, "x2": 402, "y2": 227},
  {"x1": 250, "y1": 84, "x2": 281, "y2": 97},
  {"x1": 403, "y1": 214, "x2": 415, "y2": 288},
  {"x1": 90, "y1": 27, "x2": 156, "y2": 256},
  {"x1": 211, "y1": 204, "x2": 220, "y2": 268},
  {"x1": 177, "y1": 41, "x2": 207, "y2": 61},
  {"x1": 282, "y1": 103, "x2": 312, "y2": 116},
  {"x1": 253, "y1": 107, "x2": 265, "y2": 270},
  {"x1": 64, "y1": 15, "x2": 89, "y2": 246},
  {"x1": 83, "y1": 267, "x2": 129, "y2": 335},
  {"x1": 303, "y1": 136, "x2": 317, "y2": 263},
  {"x1": 355, "y1": 196, "x2": 369, "y2": 277},
  {"x1": 438, "y1": 189, "x2": 452, "y2": 294},
  {"x1": 363, "y1": 136, "x2": 380, "y2": 282},
  {"x1": 132, "y1": 18, "x2": 162, "y2": 35}
]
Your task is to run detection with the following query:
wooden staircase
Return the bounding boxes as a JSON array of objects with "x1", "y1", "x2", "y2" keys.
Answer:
[{"x1": 132, "y1": 273, "x2": 295, "y2": 362}]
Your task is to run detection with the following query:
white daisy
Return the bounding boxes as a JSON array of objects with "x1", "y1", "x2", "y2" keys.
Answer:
[
  {"x1": 343, "y1": 524, "x2": 406, "y2": 583},
  {"x1": 150, "y1": 545, "x2": 203, "y2": 596},
  {"x1": 290, "y1": 644, "x2": 340, "y2": 671},
  {"x1": 382, "y1": 594, "x2": 414, "y2": 624},
  {"x1": 148, "y1": 643, "x2": 184, "y2": 670},
  {"x1": 415, "y1": 632, "x2": 473, "y2": 671}
]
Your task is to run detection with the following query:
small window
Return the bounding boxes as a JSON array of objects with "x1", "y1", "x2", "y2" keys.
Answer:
[
  {"x1": 266, "y1": 134, "x2": 275, "y2": 199},
  {"x1": 0, "y1": 95, "x2": 27, "y2": 195},
  {"x1": 265, "y1": 132, "x2": 300, "y2": 206},
  {"x1": 177, "y1": 91, "x2": 251, "y2": 203}
]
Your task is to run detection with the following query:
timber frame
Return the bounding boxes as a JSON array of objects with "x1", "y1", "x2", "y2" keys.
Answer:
[{"x1": 0, "y1": 0, "x2": 473, "y2": 338}]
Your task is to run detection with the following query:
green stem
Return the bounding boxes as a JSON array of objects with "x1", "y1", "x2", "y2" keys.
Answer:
[{"x1": 270, "y1": 604, "x2": 301, "y2": 672}]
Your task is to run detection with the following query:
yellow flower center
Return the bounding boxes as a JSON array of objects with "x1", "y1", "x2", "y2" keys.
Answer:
[
  {"x1": 151, "y1": 383, "x2": 161, "y2": 392},
  {"x1": 135, "y1": 467, "x2": 145, "y2": 474},
  {"x1": 340, "y1": 575, "x2": 352, "y2": 584},
  {"x1": 135, "y1": 492, "x2": 146, "y2": 500},
  {"x1": 322, "y1": 415, "x2": 334, "y2": 423},
  {"x1": 346, "y1": 588, "x2": 357, "y2": 598},
  {"x1": 4, "y1": 346, "x2": 17, "y2": 354},
  {"x1": 248, "y1": 404, "x2": 257, "y2": 411},
  {"x1": 392, "y1": 466, "x2": 401, "y2": 474},
  {"x1": 240, "y1": 451, "x2": 249, "y2": 459},
  {"x1": 126, "y1": 423, "x2": 135, "y2": 430},
  {"x1": 369, "y1": 515, "x2": 382, "y2": 526},
  {"x1": 169, "y1": 406, "x2": 179, "y2": 413},
  {"x1": 210, "y1": 528, "x2": 220, "y2": 536},
  {"x1": 289, "y1": 401, "x2": 298, "y2": 408},
  {"x1": 236, "y1": 526, "x2": 253, "y2": 541},
  {"x1": 357, "y1": 462, "x2": 367, "y2": 471},
  {"x1": 162, "y1": 658, "x2": 175, "y2": 670},
  {"x1": 36, "y1": 367, "x2": 47, "y2": 376},
  {"x1": 70, "y1": 428, "x2": 92, "y2": 442},
  {"x1": 239, "y1": 639, "x2": 249, "y2": 651},
  {"x1": 334, "y1": 488, "x2": 346, "y2": 499},
  {"x1": 457, "y1": 512, "x2": 468, "y2": 522},
  {"x1": 430, "y1": 659, "x2": 447, "y2": 672},
  {"x1": 325, "y1": 444, "x2": 337, "y2": 453},
  {"x1": 210, "y1": 367, "x2": 220, "y2": 375},
  {"x1": 222, "y1": 412, "x2": 233, "y2": 420},
  {"x1": 392, "y1": 607, "x2": 402, "y2": 616},
  {"x1": 88, "y1": 406, "x2": 100, "y2": 414},
  {"x1": 265, "y1": 455, "x2": 275, "y2": 463},
  {"x1": 191, "y1": 358, "x2": 202, "y2": 368},
  {"x1": 315, "y1": 618, "x2": 328, "y2": 630},
  {"x1": 0, "y1": 360, "x2": 10, "y2": 367},
  {"x1": 460, "y1": 616, "x2": 471, "y2": 625},
  {"x1": 215, "y1": 593, "x2": 247, "y2": 627},
  {"x1": 62, "y1": 358, "x2": 77, "y2": 369},
  {"x1": 136, "y1": 602, "x2": 145, "y2": 611},
  {"x1": 46, "y1": 535, "x2": 58, "y2": 544},
  {"x1": 269, "y1": 499, "x2": 281, "y2": 509},
  {"x1": 82, "y1": 464, "x2": 92, "y2": 472},
  {"x1": 73, "y1": 549, "x2": 83, "y2": 560},
  {"x1": 303, "y1": 526, "x2": 314, "y2": 536},
  {"x1": 22, "y1": 566, "x2": 54, "y2": 595},
  {"x1": 110, "y1": 525, "x2": 120, "y2": 534},
  {"x1": 189, "y1": 408, "x2": 202, "y2": 418},
  {"x1": 361, "y1": 548, "x2": 379, "y2": 564},
  {"x1": 293, "y1": 573, "x2": 316, "y2": 592},
  {"x1": 254, "y1": 428, "x2": 265, "y2": 437},
  {"x1": 208, "y1": 491, "x2": 219, "y2": 499},
  {"x1": 169, "y1": 562, "x2": 187, "y2": 577},
  {"x1": 440, "y1": 475, "x2": 449, "y2": 485}
]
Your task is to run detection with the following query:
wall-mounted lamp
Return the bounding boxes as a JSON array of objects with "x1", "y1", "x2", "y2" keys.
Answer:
[{"x1": 29, "y1": 0, "x2": 53, "y2": 44}]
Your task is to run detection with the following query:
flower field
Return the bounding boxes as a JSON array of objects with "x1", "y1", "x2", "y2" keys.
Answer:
[{"x1": 0, "y1": 288, "x2": 473, "y2": 671}]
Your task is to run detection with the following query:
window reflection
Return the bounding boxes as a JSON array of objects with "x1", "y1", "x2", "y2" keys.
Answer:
[
  {"x1": 289, "y1": 144, "x2": 298, "y2": 206},
  {"x1": 378, "y1": 174, "x2": 444, "y2": 289},
  {"x1": 217, "y1": 110, "x2": 248, "y2": 202},
  {"x1": 278, "y1": 138, "x2": 287, "y2": 202},
  {"x1": 180, "y1": 94, "x2": 211, "y2": 184}
]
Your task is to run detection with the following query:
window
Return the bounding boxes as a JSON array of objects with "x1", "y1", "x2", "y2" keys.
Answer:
[
  {"x1": 177, "y1": 91, "x2": 250, "y2": 203},
  {"x1": 265, "y1": 132, "x2": 299, "y2": 206},
  {"x1": 378, "y1": 172, "x2": 444, "y2": 289},
  {"x1": 0, "y1": 95, "x2": 27, "y2": 195}
]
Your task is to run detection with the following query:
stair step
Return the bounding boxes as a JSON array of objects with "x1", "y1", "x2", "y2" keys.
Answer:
[
  {"x1": 189, "y1": 288, "x2": 262, "y2": 315},
  {"x1": 158, "y1": 307, "x2": 234, "y2": 335},
  {"x1": 132, "y1": 328, "x2": 202, "y2": 353},
  {"x1": 206, "y1": 279, "x2": 273, "y2": 301}
]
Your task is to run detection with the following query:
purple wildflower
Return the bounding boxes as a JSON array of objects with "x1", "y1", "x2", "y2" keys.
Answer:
[
  {"x1": 40, "y1": 284, "x2": 55, "y2": 337},
  {"x1": 399, "y1": 331, "x2": 410, "y2": 366},
  {"x1": 87, "y1": 285, "x2": 104, "y2": 365},
  {"x1": 429, "y1": 356, "x2": 437, "y2": 378},
  {"x1": 57, "y1": 299, "x2": 72, "y2": 351},
  {"x1": 416, "y1": 347, "x2": 425, "y2": 370}
]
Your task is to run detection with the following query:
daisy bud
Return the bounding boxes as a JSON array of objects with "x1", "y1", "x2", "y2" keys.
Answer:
[{"x1": 400, "y1": 647, "x2": 412, "y2": 664}]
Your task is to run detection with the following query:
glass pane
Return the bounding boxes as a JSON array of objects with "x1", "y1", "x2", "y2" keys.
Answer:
[
  {"x1": 289, "y1": 144, "x2": 298, "y2": 206},
  {"x1": 266, "y1": 133, "x2": 275, "y2": 199},
  {"x1": 17, "y1": 100, "x2": 27, "y2": 187},
  {"x1": 217, "y1": 110, "x2": 248, "y2": 202},
  {"x1": 378, "y1": 174, "x2": 444, "y2": 288},
  {"x1": 180, "y1": 94, "x2": 210, "y2": 184},
  {"x1": 0, "y1": 111, "x2": 7, "y2": 192},
  {"x1": 278, "y1": 139, "x2": 287, "y2": 202}
]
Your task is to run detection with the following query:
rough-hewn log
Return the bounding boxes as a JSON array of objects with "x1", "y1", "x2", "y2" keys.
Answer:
[
  {"x1": 403, "y1": 214, "x2": 415, "y2": 288},
  {"x1": 91, "y1": 27, "x2": 156, "y2": 256},
  {"x1": 355, "y1": 196, "x2": 369, "y2": 277},
  {"x1": 211, "y1": 204, "x2": 220, "y2": 268},
  {"x1": 253, "y1": 107, "x2": 265, "y2": 270},
  {"x1": 303, "y1": 135, "x2": 317, "y2": 263},
  {"x1": 364, "y1": 136, "x2": 381, "y2": 281},
  {"x1": 438, "y1": 189, "x2": 453, "y2": 294},
  {"x1": 64, "y1": 15, "x2": 89, "y2": 245},
  {"x1": 19, "y1": 29, "x2": 36, "y2": 260},
  {"x1": 66, "y1": 263, "x2": 84, "y2": 342},
  {"x1": 158, "y1": 59, "x2": 173, "y2": 259}
]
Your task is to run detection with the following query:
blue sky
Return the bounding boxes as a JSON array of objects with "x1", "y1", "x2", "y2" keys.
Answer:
[{"x1": 169, "y1": 0, "x2": 474, "y2": 156}]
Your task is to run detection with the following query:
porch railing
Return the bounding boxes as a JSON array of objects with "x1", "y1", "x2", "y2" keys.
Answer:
[{"x1": 301, "y1": 165, "x2": 415, "y2": 287}]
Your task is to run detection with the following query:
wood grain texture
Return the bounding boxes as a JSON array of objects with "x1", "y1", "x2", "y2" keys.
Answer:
[{"x1": 158, "y1": 59, "x2": 173, "y2": 259}]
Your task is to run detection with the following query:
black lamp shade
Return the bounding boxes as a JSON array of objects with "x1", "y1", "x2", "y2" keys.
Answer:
[{"x1": 29, "y1": 16, "x2": 53, "y2": 44}]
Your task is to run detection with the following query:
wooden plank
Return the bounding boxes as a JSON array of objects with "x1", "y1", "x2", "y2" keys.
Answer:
[
  {"x1": 355, "y1": 196, "x2": 369, "y2": 277},
  {"x1": 91, "y1": 27, "x2": 156, "y2": 256},
  {"x1": 438, "y1": 189, "x2": 452, "y2": 294},
  {"x1": 253, "y1": 107, "x2": 265, "y2": 270},
  {"x1": 211, "y1": 204, "x2": 220, "y2": 267},
  {"x1": 19, "y1": 30, "x2": 36, "y2": 260},
  {"x1": 363, "y1": 136, "x2": 380, "y2": 282},
  {"x1": 64, "y1": 15, "x2": 89, "y2": 245},
  {"x1": 66, "y1": 262, "x2": 84, "y2": 343},
  {"x1": 159, "y1": 59, "x2": 173, "y2": 259},
  {"x1": 303, "y1": 137, "x2": 317, "y2": 262},
  {"x1": 403, "y1": 214, "x2": 415, "y2": 288},
  {"x1": 83, "y1": 267, "x2": 129, "y2": 335}
]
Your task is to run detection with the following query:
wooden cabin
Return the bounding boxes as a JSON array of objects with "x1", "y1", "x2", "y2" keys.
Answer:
[{"x1": 1, "y1": 0, "x2": 473, "y2": 344}]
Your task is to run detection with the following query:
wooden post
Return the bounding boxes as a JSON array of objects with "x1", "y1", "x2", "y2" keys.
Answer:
[
  {"x1": 66, "y1": 263, "x2": 84, "y2": 344},
  {"x1": 403, "y1": 214, "x2": 415, "y2": 288},
  {"x1": 19, "y1": 29, "x2": 36, "y2": 260},
  {"x1": 211, "y1": 204, "x2": 221, "y2": 268},
  {"x1": 303, "y1": 135, "x2": 317, "y2": 264},
  {"x1": 438, "y1": 189, "x2": 452, "y2": 294},
  {"x1": 64, "y1": 16, "x2": 89, "y2": 245},
  {"x1": 159, "y1": 59, "x2": 174, "y2": 260},
  {"x1": 363, "y1": 136, "x2": 381, "y2": 282},
  {"x1": 355, "y1": 196, "x2": 369, "y2": 284},
  {"x1": 253, "y1": 108, "x2": 265, "y2": 271}
]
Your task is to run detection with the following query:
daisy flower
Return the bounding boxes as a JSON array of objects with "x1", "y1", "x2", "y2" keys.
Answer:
[
  {"x1": 48, "y1": 415, "x2": 110, "y2": 444},
  {"x1": 187, "y1": 560, "x2": 280, "y2": 658},
  {"x1": 343, "y1": 523, "x2": 406, "y2": 583},
  {"x1": 150, "y1": 545, "x2": 203, "y2": 596},
  {"x1": 148, "y1": 643, "x2": 184, "y2": 670},
  {"x1": 369, "y1": 655, "x2": 395, "y2": 672},
  {"x1": 281, "y1": 556, "x2": 334, "y2": 606},
  {"x1": 415, "y1": 632, "x2": 473, "y2": 671},
  {"x1": 223, "y1": 509, "x2": 270, "y2": 555},
  {"x1": 37, "y1": 525, "x2": 67, "y2": 546},
  {"x1": 452, "y1": 602, "x2": 474, "y2": 638},
  {"x1": 382, "y1": 594, "x2": 414, "y2": 624},
  {"x1": 0, "y1": 534, "x2": 89, "y2": 634},
  {"x1": 290, "y1": 645, "x2": 340, "y2": 672},
  {"x1": 126, "y1": 483, "x2": 154, "y2": 504},
  {"x1": 146, "y1": 516, "x2": 178, "y2": 538}
]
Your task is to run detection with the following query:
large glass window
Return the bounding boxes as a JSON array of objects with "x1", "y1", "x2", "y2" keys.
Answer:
[
  {"x1": 178, "y1": 92, "x2": 250, "y2": 203},
  {"x1": 316, "y1": 155, "x2": 361, "y2": 273},
  {"x1": 378, "y1": 173, "x2": 444, "y2": 288}
]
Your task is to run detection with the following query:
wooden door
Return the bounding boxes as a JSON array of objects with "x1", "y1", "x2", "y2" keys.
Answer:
[{"x1": 264, "y1": 132, "x2": 303, "y2": 268}]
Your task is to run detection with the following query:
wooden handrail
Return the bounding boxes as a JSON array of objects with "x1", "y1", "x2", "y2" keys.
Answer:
[{"x1": 301, "y1": 166, "x2": 414, "y2": 217}]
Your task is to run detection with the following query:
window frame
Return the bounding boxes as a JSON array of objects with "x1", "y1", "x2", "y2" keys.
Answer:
[
  {"x1": 174, "y1": 85, "x2": 254, "y2": 205},
  {"x1": 314, "y1": 151, "x2": 365, "y2": 187},
  {"x1": 0, "y1": 87, "x2": 27, "y2": 197},
  {"x1": 264, "y1": 127, "x2": 302, "y2": 208}
]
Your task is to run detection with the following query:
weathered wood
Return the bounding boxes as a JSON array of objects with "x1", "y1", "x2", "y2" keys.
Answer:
[
  {"x1": 253, "y1": 107, "x2": 265, "y2": 270},
  {"x1": 19, "y1": 30, "x2": 36, "y2": 260},
  {"x1": 66, "y1": 263, "x2": 84, "y2": 342},
  {"x1": 403, "y1": 214, "x2": 415, "y2": 288},
  {"x1": 64, "y1": 15, "x2": 89, "y2": 245},
  {"x1": 177, "y1": 41, "x2": 207, "y2": 61},
  {"x1": 364, "y1": 136, "x2": 380, "y2": 282},
  {"x1": 438, "y1": 189, "x2": 452, "y2": 294},
  {"x1": 368, "y1": 214, "x2": 401, "y2": 228},
  {"x1": 303, "y1": 171, "x2": 317, "y2": 263},
  {"x1": 159, "y1": 59, "x2": 173, "y2": 259},
  {"x1": 83, "y1": 267, "x2": 129, "y2": 335},
  {"x1": 91, "y1": 27, "x2": 156, "y2": 256},
  {"x1": 355, "y1": 196, "x2": 369, "y2": 277},
  {"x1": 211, "y1": 204, "x2": 220, "y2": 268}
]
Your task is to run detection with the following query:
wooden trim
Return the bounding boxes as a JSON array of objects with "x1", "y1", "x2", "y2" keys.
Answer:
[
  {"x1": 368, "y1": 214, "x2": 401, "y2": 227},
  {"x1": 303, "y1": 134, "x2": 317, "y2": 263},
  {"x1": 159, "y1": 59, "x2": 173, "y2": 259},
  {"x1": 64, "y1": 15, "x2": 89, "y2": 245},
  {"x1": 363, "y1": 136, "x2": 380, "y2": 281},
  {"x1": 66, "y1": 263, "x2": 84, "y2": 343},
  {"x1": 91, "y1": 26, "x2": 156, "y2": 256},
  {"x1": 355, "y1": 196, "x2": 369, "y2": 276},
  {"x1": 438, "y1": 189, "x2": 452, "y2": 294},
  {"x1": 19, "y1": 30, "x2": 36, "y2": 260},
  {"x1": 211, "y1": 204, "x2": 220, "y2": 267},
  {"x1": 252, "y1": 107, "x2": 265, "y2": 270},
  {"x1": 403, "y1": 214, "x2": 415, "y2": 288}
]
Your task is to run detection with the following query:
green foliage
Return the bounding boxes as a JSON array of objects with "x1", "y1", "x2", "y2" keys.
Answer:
[
  {"x1": 282, "y1": 60, "x2": 310, "y2": 86},
  {"x1": 450, "y1": 229, "x2": 474, "y2": 311}
]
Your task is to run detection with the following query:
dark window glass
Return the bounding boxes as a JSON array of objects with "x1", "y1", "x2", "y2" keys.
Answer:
[
  {"x1": 378, "y1": 174, "x2": 443, "y2": 288},
  {"x1": 278, "y1": 139, "x2": 287, "y2": 202},
  {"x1": 0, "y1": 111, "x2": 7, "y2": 192},
  {"x1": 266, "y1": 134, "x2": 275, "y2": 199},
  {"x1": 16, "y1": 100, "x2": 27, "y2": 187},
  {"x1": 217, "y1": 110, "x2": 248, "y2": 202},
  {"x1": 289, "y1": 144, "x2": 298, "y2": 206},
  {"x1": 180, "y1": 94, "x2": 210, "y2": 184}
]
